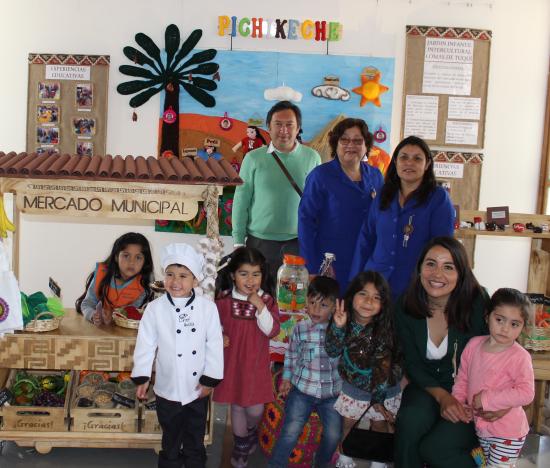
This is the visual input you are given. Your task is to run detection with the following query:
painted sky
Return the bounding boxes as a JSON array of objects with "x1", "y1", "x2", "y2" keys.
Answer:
[{"x1": 162, "y1": 50, "x2": 394, "y2": 152}]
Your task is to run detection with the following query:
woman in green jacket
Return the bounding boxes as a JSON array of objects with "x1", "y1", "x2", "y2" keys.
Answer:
[{"x1": 394, "y1": 236, "x2": 500, "y2": 467}]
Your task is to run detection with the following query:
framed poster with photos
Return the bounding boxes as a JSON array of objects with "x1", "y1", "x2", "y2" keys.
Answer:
[{"x1": 26, "y1": 53, "x2": 109, "y2": 156}]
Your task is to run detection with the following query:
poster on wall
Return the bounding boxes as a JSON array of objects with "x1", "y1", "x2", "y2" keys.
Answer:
[
  {"x1": 154, "y1": 49, "x2": 395, "y2": 235},
  {"x1": 401, "y1": 26, "x2": 491, "y2": 149},
  {"x1": 26, "y1": 54, "x2": 109, "y2": 157}
]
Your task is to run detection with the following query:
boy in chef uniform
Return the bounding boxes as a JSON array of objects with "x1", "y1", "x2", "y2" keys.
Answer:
[{"x1": 132, "y1": 243, "x2": 224, "y2": 468}]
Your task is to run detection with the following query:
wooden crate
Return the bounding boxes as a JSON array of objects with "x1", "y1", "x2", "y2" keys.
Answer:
[
  {"x1": 70, "y1": 373, "x2": 138, "y2": 433},
  {"x1": 0, "y1": 369, "x2": 72, "y2": 432},
  {"x1": 139, "y1": 390, "x2": 214, "y2": 445}
]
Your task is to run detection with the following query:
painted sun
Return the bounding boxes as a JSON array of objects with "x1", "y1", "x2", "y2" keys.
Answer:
[{"x1": 352, "y1": 67, "x2": 389, "y2": 107}]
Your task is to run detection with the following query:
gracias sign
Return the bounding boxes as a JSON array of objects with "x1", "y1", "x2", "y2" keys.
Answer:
[
  {"x1": 2, "y1": 179, "x2": 220, "y2": 222},
  {"x1": 218, "y1": 16, "x2": 343, "y2": 42}
]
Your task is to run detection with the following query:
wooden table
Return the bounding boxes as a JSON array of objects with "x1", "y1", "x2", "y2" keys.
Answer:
[
  {"x1": 0, "y1": 310, "x2": 159, "y2": 453},
  {"x1": 0, "y1": 309, "x2": 137, "y2": 371},
  {"x1": 531, "y1": 351, "x2": 550, "y2": 433}
]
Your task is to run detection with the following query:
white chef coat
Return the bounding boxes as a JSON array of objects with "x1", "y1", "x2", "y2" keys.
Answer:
[{"x1": 131, "y1": 291, "x2": 224, "y2": 405}]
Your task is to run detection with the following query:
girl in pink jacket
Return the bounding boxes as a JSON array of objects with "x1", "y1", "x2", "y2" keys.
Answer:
[{"x1": 452, "y1": 288, "x2": 535, "y2": 467}]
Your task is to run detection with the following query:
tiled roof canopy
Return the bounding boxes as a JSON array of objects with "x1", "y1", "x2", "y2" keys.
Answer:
[{"x1": 0, "y1": 152, "x2": 243, "y2": 186}]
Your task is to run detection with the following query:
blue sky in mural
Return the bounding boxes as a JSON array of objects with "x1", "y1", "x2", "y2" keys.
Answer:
[{"x1": 162, "y1": 50, "x2": 394, "y2": 153}]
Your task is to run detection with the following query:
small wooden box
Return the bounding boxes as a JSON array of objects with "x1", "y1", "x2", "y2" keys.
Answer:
[
  {"x1": 70, "y1": 374, "x2": 139, "y2": 433},
  {"x1": 0, "y1": 369, "x2": 72, "y2": 432}
]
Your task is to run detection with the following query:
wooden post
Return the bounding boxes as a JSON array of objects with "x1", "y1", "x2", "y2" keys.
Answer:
[{"x1": 527, "y1": 246, "x2": 550, "y2": 294}]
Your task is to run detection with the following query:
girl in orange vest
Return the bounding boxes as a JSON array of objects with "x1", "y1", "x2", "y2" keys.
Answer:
[{"x1": 76, "y1": 232, "x2": 154, "y2": 325}]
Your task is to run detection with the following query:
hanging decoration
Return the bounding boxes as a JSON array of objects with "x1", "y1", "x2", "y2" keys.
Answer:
[
  {"x1": 219, "y1": 112, "x2": 233, "y2": 130},
  {"x1": 163, "y1": 106, "x2": 177, "y2": 124},
  {"x1": 352, "y1": 66, "x2": 389, "y2": 108},
  {"x1": 373, "y1": 125, "x2": 387, "y2": 143},
  {"x1": 311, "y1": 75, "x2": 350, "y2": 101},
  {"x1": 117, "y1": 25, "x2": 219, "y2": 157}
]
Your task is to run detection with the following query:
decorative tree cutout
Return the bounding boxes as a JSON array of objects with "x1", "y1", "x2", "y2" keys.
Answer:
[{"x1": 117, "y1": 25, "x2": 219, "y2": 157}]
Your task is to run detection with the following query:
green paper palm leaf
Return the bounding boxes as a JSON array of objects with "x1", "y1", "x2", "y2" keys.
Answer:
[
  {"x1": 122, "y1": 46, "x2": 161, "y2": 74},
  {"x1": 119, "y1": 65, "x2": 157, "y2": 79},
  {"x1": 183, "y1": 62, "x2": 219, "y2": 76},
  {"x1": 135, "y1": 32, "x2": 165, "y2": 73},
  {"x1": 176, "y1": 49, "x2": 217, "y2": 73},
  {"x1": 164, "y1": 24, "x2": 180, "y2": 70},
  {"x1": 117, "y1": 78, "x2": 163, "y2": 95},
  {"x1": 118, "y1": 26, "x2": 218, "y2": 110},
  {"x1": 129, "y1": 86, "x2": 163, "y2": 108},
  {"x1": 179, "y1": 76, "x2": 217, "y2": 91},
  {"x1": 169, "y1": 29, "x2": 203, "y2": 72},
  {"x1": 181, "y1": 82, "x2": 216, "y2": 107}
]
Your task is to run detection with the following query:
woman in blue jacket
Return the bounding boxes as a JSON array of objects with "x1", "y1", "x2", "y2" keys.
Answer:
[
  {"x1": 350, "y1": 135, "x2": 454, "y2": 299},
  {"x1": 298, "y1": 118, "x2": 383, "y2": 292}
]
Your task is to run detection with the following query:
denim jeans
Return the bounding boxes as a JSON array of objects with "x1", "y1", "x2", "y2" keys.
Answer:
[{"x1": 268, "y1": 387, "x2": 342, "y2": 468}]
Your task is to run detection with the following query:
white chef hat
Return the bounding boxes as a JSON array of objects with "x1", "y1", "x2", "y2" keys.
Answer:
[{"x1": 161, "y1": 243, "x2": 204, "y2": 280}]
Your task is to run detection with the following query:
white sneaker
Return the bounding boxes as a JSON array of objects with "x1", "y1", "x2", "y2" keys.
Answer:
[
  {"x1": 335, "y1": 454, "x2": 356, "y2": 468},
  {"x1": 369, "y1": 462, "x2": 388, "y2": 468}
]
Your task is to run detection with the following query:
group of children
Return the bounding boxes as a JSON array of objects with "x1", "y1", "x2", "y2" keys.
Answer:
[{"x1": 76, "y1": 232, "x2": 535, "y2": 468}]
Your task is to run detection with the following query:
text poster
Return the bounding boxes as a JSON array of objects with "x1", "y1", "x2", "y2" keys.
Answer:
[
  {"x1": 445, "y1": 120, "x2": 478, "y2": 145},
  {"x1": 422, "y1": 38, "x2": 473, "y2": 96},
  {"x1": 403, "y1": 95, "x2": 438, "y2": 140},
  {"x1": 448, "y1": 97, "x2": 481, "y2": 120}
]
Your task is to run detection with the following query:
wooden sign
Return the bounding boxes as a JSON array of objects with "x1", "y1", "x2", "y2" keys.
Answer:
[{"x1": 0, "y1": 178, "x2": 221, "y2": 222}]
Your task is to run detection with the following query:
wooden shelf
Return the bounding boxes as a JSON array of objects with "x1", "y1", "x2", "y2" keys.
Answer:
[
  {"x1": 456, "y1": 228, "x2": 550, "y2": 239},
  {"x1": 456, "y1": 210, "x2": 550, "y2": 239},
  {"x1": 0, "y1": 430, "x2": 161, "y2": 454}
]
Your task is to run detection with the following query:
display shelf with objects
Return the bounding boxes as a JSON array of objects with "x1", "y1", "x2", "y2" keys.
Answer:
[
  {"x1": 456, "y1": 209, "x2": 550, "y2": 434},
  {"x1": 0, "y1": 151, "x2": 241, "y2": 452}
]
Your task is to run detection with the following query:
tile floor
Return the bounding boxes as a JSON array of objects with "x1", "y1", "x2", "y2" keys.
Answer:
[{"x1": 0, "y1": 403, "x2": 548, "y2": 467}]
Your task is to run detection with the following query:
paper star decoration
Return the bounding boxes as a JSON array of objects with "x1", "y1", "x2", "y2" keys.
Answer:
[{"x1": 352, "y1": 67, "x2": 389, "y2": 107}]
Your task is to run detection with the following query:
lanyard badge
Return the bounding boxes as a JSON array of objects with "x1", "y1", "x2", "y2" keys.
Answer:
[{"x1": 403, "y1": 215, "x2": 414, "y2": 248}]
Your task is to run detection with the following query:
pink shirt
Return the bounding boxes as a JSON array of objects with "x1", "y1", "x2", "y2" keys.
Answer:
[{"x1": 452, "y1": 335, "x2": 534, "y2": 438}]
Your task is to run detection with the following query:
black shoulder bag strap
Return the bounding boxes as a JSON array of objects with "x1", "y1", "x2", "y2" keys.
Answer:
[{"x1": 271, "y1": 151, "x2": 303, "y2": 198}]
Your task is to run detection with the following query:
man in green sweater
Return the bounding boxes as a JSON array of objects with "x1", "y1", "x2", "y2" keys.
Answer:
[{"x1": 232, "y1": 101, "x2": 321, "y2": 283}]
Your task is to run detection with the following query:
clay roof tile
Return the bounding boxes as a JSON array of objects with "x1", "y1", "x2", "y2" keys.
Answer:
[{"x1": 0, "y1": 152, "x2": 242, "y2": 186}]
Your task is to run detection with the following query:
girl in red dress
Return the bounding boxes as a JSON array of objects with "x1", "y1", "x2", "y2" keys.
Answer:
[{"x1": 214, "y1": 247, "x2": 280, "y2": 467}]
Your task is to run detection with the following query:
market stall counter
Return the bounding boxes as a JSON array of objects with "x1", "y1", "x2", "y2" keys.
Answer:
[{"x1": 0, "y1": 151, "x2": 242, "y2": 453}]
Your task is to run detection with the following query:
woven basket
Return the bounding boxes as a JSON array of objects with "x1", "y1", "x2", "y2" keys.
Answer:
[
  {"x1": 150, "y1": 281, "x2": 165, "y2": 294},
  {"x1": 521, "y1": 324, "x2": 550, "y2": 351},
  {"x1": 24, "y1": 311, "x2": 62, "y2": 332},
  {"x1": 112, "y1": 310, "x2": 141, "y2": 330}
]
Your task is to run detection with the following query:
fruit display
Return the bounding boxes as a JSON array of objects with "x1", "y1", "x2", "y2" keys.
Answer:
[
  {"x1": 115, "y1": 306, "x2": 144, "y2": 321},
  {"x1": 10, "y1": 371, "x2": 70, "y2": 407},
  {"x1": 0, "y1": 195, "x2": 16, "y2": 239},
  {"x1": 74, "y1": 370, "x2": 137, "y2": 409},
  {"x1": 20, "y1": 291, "x2": 65, "y2": 327}
]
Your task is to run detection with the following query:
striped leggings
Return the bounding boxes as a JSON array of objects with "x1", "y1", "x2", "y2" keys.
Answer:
[{"x1": 479, "y1": 435, "x2": 525, "y2": 467}]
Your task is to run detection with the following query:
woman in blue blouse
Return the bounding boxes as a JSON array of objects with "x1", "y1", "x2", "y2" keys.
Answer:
[
  {"x1": 298, "y1": 118, "x2": 384, "y2": 292},
  {"x1": 350, "y1": 135, "x2": 454, "y2": 299}
]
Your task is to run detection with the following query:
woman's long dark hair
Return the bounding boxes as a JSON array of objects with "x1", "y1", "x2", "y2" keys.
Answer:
[
  {"x1": 379, "y1": 135, "x2": 436, "y2": 210},
  {"x1": 75, "y1": 232, "x2": 154, "y2": 313},
  {"x1": 215, "y1": 246, "x2": 272, "y2": 298},
  {"x1": 403, "y1": 236, "x2": 484, "y2": 332},
  {"x1": 343, "y1": 271, "x2": 395, "y2": 348}
]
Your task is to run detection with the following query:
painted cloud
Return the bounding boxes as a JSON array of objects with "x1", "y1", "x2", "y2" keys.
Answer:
[{"x1": 264, "y1": 85, "x2": 303, "y2": 103}]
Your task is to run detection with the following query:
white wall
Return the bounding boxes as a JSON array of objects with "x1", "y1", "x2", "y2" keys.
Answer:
[{"x1": 1, "y1": 0, "x2": 549, "y2": 305}]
